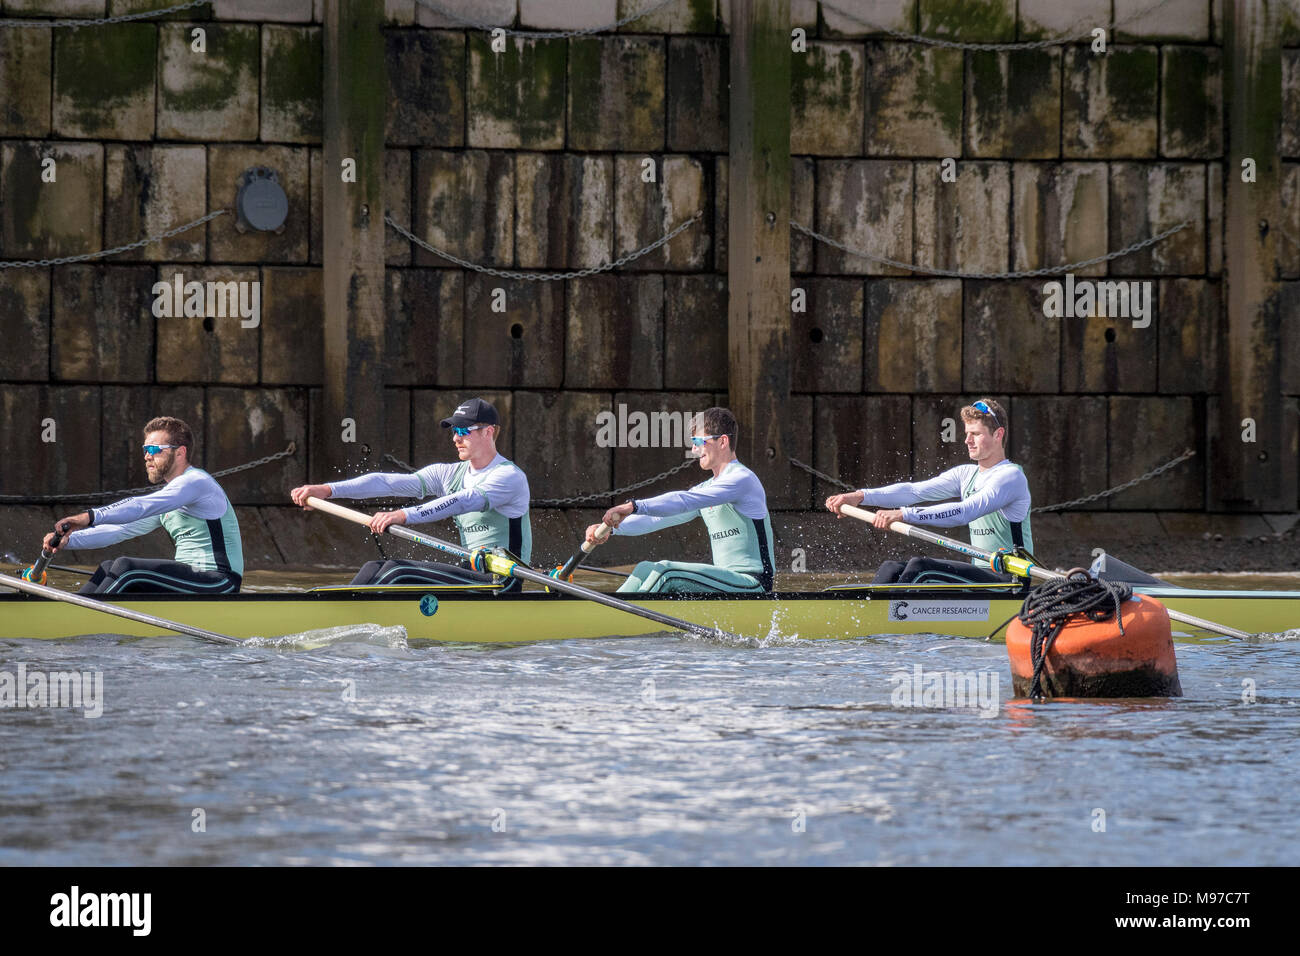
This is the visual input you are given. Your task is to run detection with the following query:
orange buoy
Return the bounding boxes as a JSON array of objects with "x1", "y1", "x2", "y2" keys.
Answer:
[{"x1": 1006, "y1": 574, "x2": 1182, "y2": 698}]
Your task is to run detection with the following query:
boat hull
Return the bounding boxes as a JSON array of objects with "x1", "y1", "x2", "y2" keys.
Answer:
[{"x1": 2, "y1": 583, "x2": 1297, "y2": 642}]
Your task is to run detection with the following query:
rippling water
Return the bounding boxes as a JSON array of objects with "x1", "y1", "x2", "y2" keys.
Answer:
[{"x1": 3, "y1": 598, "x2": 1299, "y2": 865}]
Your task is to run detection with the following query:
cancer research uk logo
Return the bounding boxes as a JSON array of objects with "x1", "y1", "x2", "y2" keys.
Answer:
[
  {"x1": 890, "y1": 664, "x2": 1000, "y2": 719},
  {"x1": 594, "y1": 404, "x2": 704, "y2": 456},
  {"x1": 1040, "y1": 274, "x2": 1153, "y2": 328},
  {"x1": 0, "y1": 663, "x2": 103, "y2": 718}
]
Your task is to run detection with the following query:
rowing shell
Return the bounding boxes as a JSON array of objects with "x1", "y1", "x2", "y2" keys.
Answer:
[{"x1": 3, "y1": 582, "x2": 1298, "y2": 642}]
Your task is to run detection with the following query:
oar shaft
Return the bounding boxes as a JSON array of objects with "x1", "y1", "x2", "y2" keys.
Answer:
[
  {"x1": 0, "y1": 573, "x2": 242, "y2": 645},
  {"x1": 307, "y1": 497, "x2": 729, "y2": 639},
  {"x1": 839, "y1": 504, "x2": 1251, "y2": 639},
  {"x1": 556, "y1": 522, "x2": 611, "y2": 580}
]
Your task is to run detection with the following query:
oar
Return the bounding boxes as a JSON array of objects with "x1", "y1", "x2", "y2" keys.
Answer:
[
  {"x1": 839, "y1": 504, "x2": 1251, "y2": 640},
  {"x1": 20, "y1": 529, "x2": 64, "y2": 585},
  {"x1": 0, "y1": 572, "x2": 243, "y2": 645},
  {"x1": 306, "y1": 497, "x2": 736, "y2": 641},
  {"x1": 574, "y1": 564, "x2": 631, "y2": 579},
  {"x1": 554, "y1": 522, "x2": 611, "y2": 581}
]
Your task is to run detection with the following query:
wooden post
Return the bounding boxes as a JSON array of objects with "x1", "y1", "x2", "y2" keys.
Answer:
[
  {"x1": 728, "y1": 0, "x2": 792, "y2": 504},
  {"x1": 1218, "y1": 1, "x2": 1292, "y2": 509},
  {"x1": 322, "y1": 0, "x2": 386, "y2": 478}
]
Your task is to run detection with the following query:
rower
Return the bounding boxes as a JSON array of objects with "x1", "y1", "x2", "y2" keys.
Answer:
[
  {"x1": 41, "y1": 416, "x2": 244, "y2": 594},
  {"x1": 290, "y1": 397, "x2": 531, "y2": 592},
  {"x1": 825, "y1": 399, "x2": 1033, "y2": 585},
  {"x1": 586, "y1": 407, "x2": 775, "y2": 594}
]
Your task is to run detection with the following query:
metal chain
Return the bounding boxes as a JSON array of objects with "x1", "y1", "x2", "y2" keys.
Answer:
[
  {"x1": 0, "y1": 442, "x2": 296, "y2": 504},
  {"x1": 0, "y1": 0, "x2": 210, "y2": 28},
  {"x1": 817, "y1": 0, "x2": 1175, "y2": 51},
  {"x1": 533, "y1": 457, "x2": 698, "y2": 507},
  {"x1": 792, "y1": 449, "x2": 1196, "y2": 512},
  {"x1": 410, "y1": 0, "x2": 677, "y2": 38},
  {"x1": 1032, "y1": 448, "x2": 1196, "y2": 512},
  {"x1": 792, "y1": 219, "x2": 1188, "y2": 279},
  {"x1": 0, "y1": 210, "x2": 226, "y2": 270},
  {"x1": 385, "y1": 211, "x2": 702, "y2": 281}
]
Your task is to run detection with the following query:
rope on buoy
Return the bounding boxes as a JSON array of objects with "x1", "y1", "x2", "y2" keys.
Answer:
[{"x1": 993, "y1": 570, "x2": 1134, "y2": 698}]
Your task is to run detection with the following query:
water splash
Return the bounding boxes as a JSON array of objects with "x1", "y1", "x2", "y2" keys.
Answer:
[
  {"x1": 246, "y1": 623, "x2": 409, "y2": 650},
  {"x1": 1248, "y1": 629, "x2": 1300, "y2": 643}
]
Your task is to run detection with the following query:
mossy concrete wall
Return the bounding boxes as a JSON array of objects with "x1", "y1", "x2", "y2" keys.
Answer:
[{"x1": 0, "y1": 0, "x2": 1294, "y2": 542}]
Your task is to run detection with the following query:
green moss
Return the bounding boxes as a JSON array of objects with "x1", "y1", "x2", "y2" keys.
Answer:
[
  {"x1": 1106, "y1": 47, "x2": 1159, "y2": 123},
  {"x1": 920, "y1": 0, "x2": 1016, "y2": 43},
  {"x1": 264, "y1": 26, "x2": 323, "y2": 136},
  {"x1": 1, "y1": 146, "x2": 43, "y2": 246},
  {"x1": 684, "y1": 0, "x2": 716, "y2": 33},
  {"x1": 791, "y1": 43, "x2": 856, "y2": 117},
  {"x1": 969, "y1": 50, "x2": 1006, "y2": 112},
  {"x1": 339, "y1": 18, "x2": 387, "y2": 195},
  {"x1": 471, "y1": 34, "x2": 566, "y2": 147},
  {"x1": 55, "y1": 24, "x2": 156, "y2": 125},
  {"x1": 1162, "y1": 48, "x2": 1214, "y2": 150},
  {"x1": 918, "y1": 47, "x2": 964, "y2": 143},
  {"x1": 1007, "y1": 50, "x2": 1053, "y2": 117},
  {"x1": 163, "y1": 24, "x2": 258, "y2": 114}
]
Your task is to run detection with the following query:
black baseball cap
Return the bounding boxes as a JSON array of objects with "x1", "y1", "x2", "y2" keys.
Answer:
[{"x1": 440, "y1": 397, "x2": 500, "y2": 429}]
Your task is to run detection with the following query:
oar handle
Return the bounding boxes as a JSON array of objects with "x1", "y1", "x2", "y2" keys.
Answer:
[
  {"x1": 583, "y1": 522, "x2": 612, "y2": 554},
  {"x1": 554, "y1": 522, "x2": 613, "y2": 582},
  {"x1": 24, "y1": 528, "x2": 66, "y2": 583}
]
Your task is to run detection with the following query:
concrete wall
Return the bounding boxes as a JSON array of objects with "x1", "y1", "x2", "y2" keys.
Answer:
[{"x1": 0, "y1": 0, "x2": 1295, "y2": 537}]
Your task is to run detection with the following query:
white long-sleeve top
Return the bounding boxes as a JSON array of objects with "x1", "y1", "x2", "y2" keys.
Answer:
[
  {"x1": 69, "y1": 467, "x2": 230, "y2": 548},
  {"x1": 328, "y1": 456, "x2": 529, "y2": 525},
  {"x1": 858, "y1": 460, "x2": 1031, "y2": 529}
]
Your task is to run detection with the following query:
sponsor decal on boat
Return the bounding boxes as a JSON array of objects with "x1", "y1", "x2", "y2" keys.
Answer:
[
  {"x1": 49, "y1": 886, "x2": 150, "y2": 936},
  {"x1": 888, "y1": 600, "x2": 989, "y2": 622},
  {"x1": 889, "y1": 664, "x2": 999, "y2": 718},
  {"x1": 0, "y1": 663, "x2": 103, "y2": 718}
]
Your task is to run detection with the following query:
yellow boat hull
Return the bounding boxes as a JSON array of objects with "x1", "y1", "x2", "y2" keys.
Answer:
[{"x1": 2, "y1": 584, "x2": 1297, "y2": 643}]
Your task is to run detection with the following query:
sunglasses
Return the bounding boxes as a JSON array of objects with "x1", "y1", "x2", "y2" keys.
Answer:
[
  {"x1": 690, "y1": 435, "x2": 722, "y2": 447},
  {"x1": 451, "y1": 425, "x2": 487, "y2": 437},
  {"x1": 972, "y1": 401, "x2": 1003, "y2": 430},
  {"x1": 142, "y1": 443, "x2": 179, "y2": 456}
]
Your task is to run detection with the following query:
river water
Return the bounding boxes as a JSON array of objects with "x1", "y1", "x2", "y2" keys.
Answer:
[{"x1": 2, "y1": 571, "x2": 1298, "y2": 866}]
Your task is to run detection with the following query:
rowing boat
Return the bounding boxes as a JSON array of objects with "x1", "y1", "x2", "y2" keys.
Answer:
[{"x1": 3, "y1": 581, "x2": 1298, "y2": 642}]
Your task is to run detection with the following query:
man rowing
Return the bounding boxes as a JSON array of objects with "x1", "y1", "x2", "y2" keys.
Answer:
[
  {"x1": 585, "y1": 407, "x2": 775, "y2": 593},
  {"x1": 290, "y1": 397, "x2": 531, "y2": 591},
  {"x1": 40, "y1": 416, "x2": 244, "y2": 594},
  {"x1": 824, "y1": 399, "x2": 1033, "y2": 584}
]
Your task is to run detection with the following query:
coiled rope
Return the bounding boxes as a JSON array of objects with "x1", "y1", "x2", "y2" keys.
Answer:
[{"x1": 1001, "y1": 569, "x2": 1133, "y2": 698}]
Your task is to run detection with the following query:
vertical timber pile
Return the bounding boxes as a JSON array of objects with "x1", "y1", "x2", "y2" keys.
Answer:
[
  {"x1": 728, "y1": 0, "x2": 792, "y2": 501},
  {"x1": 1219, "y1": 1, "x2": 1293, "y2": 509},
  {"x1": 322, "y1": 0, "x2": 387, "y2": 478}
]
